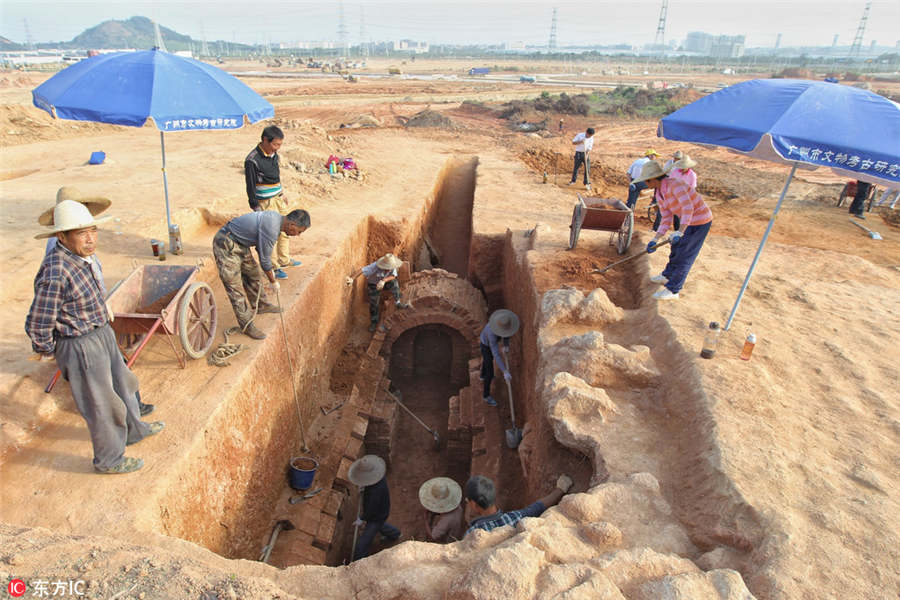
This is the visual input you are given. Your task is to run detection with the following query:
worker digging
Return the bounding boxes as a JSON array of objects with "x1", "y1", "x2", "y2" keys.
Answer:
[
  {"x1": 479, "y1": 309, "x2": 519, "y2": 407},
  {"x1": 346, "y1": 253, "x2": 411, "y2": 332}
]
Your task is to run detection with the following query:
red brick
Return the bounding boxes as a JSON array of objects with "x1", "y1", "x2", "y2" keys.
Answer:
[
  {"x1": 314, "y1": 513, "x2": 337, "y2": 549},
  {"x1": 294, "y1": 503, "x2": 321, "y2": 537},
  {"x1": 344, "y1": 436, "x2": 363, "y2": 459},
  {"x1": 321, "y1": 489, "x2": 344, "y2": 517},
  {"x1": 335, "y1": 456, "x2": 354, "y2": 488}
]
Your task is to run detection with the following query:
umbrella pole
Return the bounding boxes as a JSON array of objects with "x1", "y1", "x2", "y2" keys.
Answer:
[
  {"x1": 160, "y1": 131, "x2": 173, "y2": 232},
  {"x1": 724, "y1": 163, "x2": 798, "y2": 330}
]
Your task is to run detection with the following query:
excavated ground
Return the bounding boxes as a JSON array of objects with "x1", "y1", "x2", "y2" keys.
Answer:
[{"x1": 1, "y1": 67, "x2": 898, "y2": 600}]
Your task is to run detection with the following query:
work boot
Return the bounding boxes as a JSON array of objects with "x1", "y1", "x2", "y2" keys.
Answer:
[
  {"x1": 649, "y1": 274, "x2": 668, "y2": 284},
  {"x1": 395, "y1": 301, "x2": 411, "y2": 309},
  {"x1": 257, "y1": 302, "x2": 283, "y2": 314},
  {"x1": 138, "y1": 401, "x2": 154, "y2": 416},
  {"x1": 274, "y1": 268, "x2": 288, "y2": 279},
  {"x1": 95, "y1": 456, "x2": 143, "y2": 474},
  {"x1": 483, "y1": 396, "x2": 497, "y2": 407},
  {"x1": 652, "y1": 288, "x2": 679, "y2": 301},
  {"x1": 127, "y1": 421, "x2": 165, "y2": 446},
  {"x1": 243, "y1": 323, "x2": 267, "y2": 339}
]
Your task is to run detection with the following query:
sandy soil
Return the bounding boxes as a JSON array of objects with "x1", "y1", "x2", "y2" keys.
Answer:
[{"x1": 1, "y1": 63, "x2": 898, "y2": 599}]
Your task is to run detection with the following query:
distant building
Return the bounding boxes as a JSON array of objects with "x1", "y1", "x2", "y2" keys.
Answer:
[
  {"x1": 684, "y1": 31, "x2": 744, "y2": 57},
  {"x1": 393, "y1": 39, "x2": 429, "y2": 54}
]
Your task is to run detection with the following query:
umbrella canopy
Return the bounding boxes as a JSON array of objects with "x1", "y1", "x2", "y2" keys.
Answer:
[
  {"x1": 657, "y1": 79, "x2": 900, "y2": 329},
  {"x1": 33, "y1": 48, "x2": 273, "y2": 130},
  {"x1": 32, "y1": 48, "x2": 274, "y2": 236},
  {"x1": 658, "y1": 79, "x2": 900, "y2": 186}
]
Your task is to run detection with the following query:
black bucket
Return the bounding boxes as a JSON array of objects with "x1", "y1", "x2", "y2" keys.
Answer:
[{"x1": 289, "y1": 456, "x2": 318, "y2": 490}]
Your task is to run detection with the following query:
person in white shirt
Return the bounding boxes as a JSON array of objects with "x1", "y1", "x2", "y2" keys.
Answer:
[
  {"x1": 663, "y1": 149, "x2": 683, "y2": 173},
  {"x1": 626, "y1": 149, "x2": 660, "y2": 208},
  {"x1": 568, "y1": 127, "x2": 595, "y2": 189}
]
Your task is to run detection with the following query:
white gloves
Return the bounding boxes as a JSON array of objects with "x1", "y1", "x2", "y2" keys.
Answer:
[
  {"x1": 353, "y1": 518, "x2": 364, "y2": 527},
  {"x1": 503, "y1": 371, "x2": 512, "y2": 382},
  {"x1": 270, "y1": 281, "x2": 281, "y2": 292},
  {"x1": 376, "y1": 280, "x2": 385, "y2": 291},
  {"x1": 556, "y1": 474, "x2": 573, "y2": 493},
  {"x1": 345, "y1": 276, "x2": 354, "y2": 287}
]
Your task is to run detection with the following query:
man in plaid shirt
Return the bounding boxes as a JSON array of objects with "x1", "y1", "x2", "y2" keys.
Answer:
[
  {"x1": 26, "y1": 200, "x2": 163, "y2": 474},
  {"x1": 632, "y1": 161, "x2": 713, "y2": 301},
  {"x1": 464, "y1": 473, "x2": 573, "y2": 536}
]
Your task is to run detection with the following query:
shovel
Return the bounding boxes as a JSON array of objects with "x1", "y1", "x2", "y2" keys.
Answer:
[
  {"x1": 591, "y1": 238, "x2": 672, "y2": 274},
  {"x1": 849, "y1": 218, "x2": 883, "y2": 240},
  {"x1": 504, "y1": 378, "x2": 523, "y2": 449},
  {"x1": 390, "y1": 390, "x2": 441, "y2": 450}
]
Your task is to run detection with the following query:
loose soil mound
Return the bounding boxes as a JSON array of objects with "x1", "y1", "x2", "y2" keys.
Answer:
[{"x1": 405, "y1": 109, "x2": 455, "y2": 129}]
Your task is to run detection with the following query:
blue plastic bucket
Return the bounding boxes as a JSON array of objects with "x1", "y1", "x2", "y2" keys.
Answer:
[{"x1": 289, "y1": 457, "x2": 318, "y2": 490}]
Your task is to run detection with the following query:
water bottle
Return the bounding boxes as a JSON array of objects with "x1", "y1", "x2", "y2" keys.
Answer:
[
  {"x1": 168, "y1": 224, "x2": 183, "y2": 255},
  {"x1": 740, "y1": 333, "x2": 757, "y2": 361},
  {"x1": 700, "y1": 321, "x2": 721, "y2": 359}
]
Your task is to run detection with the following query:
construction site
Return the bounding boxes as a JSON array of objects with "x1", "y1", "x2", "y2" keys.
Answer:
[{"x1": 1, "y1": 36, "x2": 899, "y2": 600}]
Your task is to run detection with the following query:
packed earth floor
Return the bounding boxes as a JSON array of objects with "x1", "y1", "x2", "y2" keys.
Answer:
[{"x1": 1, "y1": 60, "x2": 898, "y2": 600}]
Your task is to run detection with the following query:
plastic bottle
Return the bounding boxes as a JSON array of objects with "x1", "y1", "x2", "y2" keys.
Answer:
[
  {"x1": 740, "y1": 333, "x2": 757, "y2": 361},
  {"x1": 168, "y1": 223, "x2": 183, "y2": 255},
  {"x1": 700, "y1": 321, "x2": 721, "y2": 359}
]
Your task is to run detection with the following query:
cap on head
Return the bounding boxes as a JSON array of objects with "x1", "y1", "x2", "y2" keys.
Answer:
[{"x1": 643, "y1": 148, "x2": 659, "y2": 157}]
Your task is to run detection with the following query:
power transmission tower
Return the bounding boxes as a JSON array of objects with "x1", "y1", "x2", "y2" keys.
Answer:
[
  {"x1": 338, "y1": 2, "x2": 349, "y2": 51},
  {"x1": 548, "y1": 8, "x2": 558, "y2": 50},
  {"x1": 654, "y1": 0, "x2": 668, "y2": 47},
  {"x1": 201, "y1": 24, "x2": 210, "y2": 56},
  {"x1": 23, "y1": 19, "x2": 34, "y2": 50},
  {"x1": 849, "y1": 1, "x2": 871, "y2": 57},
  {"x1": 360, "y1": 6, "x2": 368, "y2": 58},
  {"x1": 153, "y1": 20, "x2": 167, "y2": 52}
]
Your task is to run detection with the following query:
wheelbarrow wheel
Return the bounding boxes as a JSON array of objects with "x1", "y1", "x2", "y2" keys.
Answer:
[
  {"x1": 178, "y1": 282, "x2": 217, "y2": 359},
  {"x1": 568, "y1": 202, "x2": 583, "y2": 250},
  {"x1": 617, "y1": 211, "x2": 633, "y2": 255}
]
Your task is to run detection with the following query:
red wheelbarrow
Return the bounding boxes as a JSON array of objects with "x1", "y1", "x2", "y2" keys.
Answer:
[
  {"x1": 567, "y1": 193, "x2": 634, "y2": 254},
  {"x1": 45, "y1": 264, "x2": 217, "y2": 392}
]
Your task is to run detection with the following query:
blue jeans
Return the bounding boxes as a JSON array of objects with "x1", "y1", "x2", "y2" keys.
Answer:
[
  {"x1": 661, "y1": 221, "x2": 711, "y2": 294},
  {"x1": 355, "y1": 520, "x2": 400, "y2": 559},
  {"x1": 626, "y1": 180, "x2": 647, "y2": 209}
]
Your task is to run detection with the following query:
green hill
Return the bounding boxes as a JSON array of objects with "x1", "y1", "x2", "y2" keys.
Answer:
[{"x1": 69, "y1": 16, "x2": 192, "y2": 51}]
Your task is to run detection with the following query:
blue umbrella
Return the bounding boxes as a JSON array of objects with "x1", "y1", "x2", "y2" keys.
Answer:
[
  {"x1": 32, "y1": 48, "x2": 274, "y2": 236},
  {"x1": 658, "y1": 79, "x2": 900, "y2": 328}
]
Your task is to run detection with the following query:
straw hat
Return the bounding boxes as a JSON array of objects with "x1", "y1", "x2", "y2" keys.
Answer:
[
  {"x1": 673, "y1": 150, "x2": 684, "y2": 160},
  {"x1": 376, "y1": 253, "x2": 403, "y2": 270},
  {"x1": 35, "y1": 200, "x2": 112, "y2": 239},
  {"x1": 674, "y1": 155, "x2": 697, "y2": 170},
  {"x1": 631, "y1": 161, "x2": 666, "y2": 184},
  {"x1": 418, "y1": 477, "x2": 462, "y2": 514},
  {"x1": 643, "y1": 148, "x2": 659, "y2": 157},
  {"x1": 348, "y1": 454, "x2": 386, "y2": 487},
  {"x1": 38, "y1": 187, "x2": 111, "y2": 226},
  {"x1": 488, "y1": 309, "x2": 520, "y2": 337}
]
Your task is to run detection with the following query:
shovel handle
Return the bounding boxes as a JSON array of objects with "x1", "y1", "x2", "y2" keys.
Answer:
[
  {"x1": 505, "y1": 378, "x2": 517, "y2": 429},
  {"x1": 592, "y1": 238, "x2": 671, "y2": 274}
]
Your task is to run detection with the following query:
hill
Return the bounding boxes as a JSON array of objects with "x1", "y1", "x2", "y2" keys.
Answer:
[{"x1": 69, "y1": 16, "x2": 192, "y2": 51}]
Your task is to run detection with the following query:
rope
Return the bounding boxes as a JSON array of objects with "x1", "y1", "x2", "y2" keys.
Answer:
[{"x1": 207, "y1": 282, "x2": 262, "y2": 367}]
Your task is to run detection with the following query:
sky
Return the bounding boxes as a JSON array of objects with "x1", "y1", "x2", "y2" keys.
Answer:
[{"x1": 2, "y1": 0, "x2": 899, "y2": 49}]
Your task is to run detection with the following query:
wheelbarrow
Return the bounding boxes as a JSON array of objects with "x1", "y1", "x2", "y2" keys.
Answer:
[
  {"x1": 46, "y1": 264, "x2": 217, "y2": 392},
  {"x1": 568, "y1": 194, "x2": 634, "y2": 254}
]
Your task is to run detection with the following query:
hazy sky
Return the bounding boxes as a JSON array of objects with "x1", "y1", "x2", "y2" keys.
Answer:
[{"x1": 2, "y1": 1, "x2": 899, "y2": 49}]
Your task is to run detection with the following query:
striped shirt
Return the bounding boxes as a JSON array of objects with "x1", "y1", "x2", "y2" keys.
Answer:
[
  {"x1": 668, "y1": 168, "x2": 697, "y2": 190},
  {"x1": 656, "y1": 177, "x2": 713, "y2": 236},
  {"x1": 465, "y1": 501, "x2": 546, "y2": 536},
  {"x1": 26, "y1": 242, "x2": 108, "y2": 354}
]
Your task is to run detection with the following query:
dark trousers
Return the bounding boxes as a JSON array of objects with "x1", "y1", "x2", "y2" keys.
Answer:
[
  {"x1": 355, "y1": 520, "x2": 400, "y2": 559},
  {"x1": 55, "y1": 324, "x2": 150, "y2": 469},
  {"x1": 480, "y1": 343, "x2": 494, "y2": 398},
  {"x1": 570, "y1": 151, "x2": 589, "y2": 184},
  {"x1": 661, "y1": 221, "x2": 711, "y2": 294},
  {"x1": 627, "y1": 180, "x2": 647, "y2": 209},
  {"x1": 653, "y1": 209, "x2": 680, "y2": 233},
  {"x1": 849, "y1": 181, "x2": 871, "y2": 216},
  {"x1": 367, "y1": 280, "x2": 401, "y2": 325}
]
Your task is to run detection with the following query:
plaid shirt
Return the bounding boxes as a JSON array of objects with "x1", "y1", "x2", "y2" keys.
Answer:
[
  {"x1": 656, "y1": 177, "x2": 713, "y2": 236},
  {"x1": 25, "y1": 242, "x2": 108, "y2": 354},
  {"x1": 465, "y1": 501, "x2": 546, "y2": 536}
]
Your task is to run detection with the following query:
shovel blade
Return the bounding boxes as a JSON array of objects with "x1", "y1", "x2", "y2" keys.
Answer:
[{"x1": 505, "y1": 428, "x2": 523, "y2": 449}]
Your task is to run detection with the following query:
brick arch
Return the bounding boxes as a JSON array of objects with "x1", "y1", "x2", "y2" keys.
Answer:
[{"x1": 383, "y1": 269, "x2": 488, "y2": 356}]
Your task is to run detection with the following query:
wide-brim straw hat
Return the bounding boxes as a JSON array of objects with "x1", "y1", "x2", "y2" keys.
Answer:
[
  {"x1": 348, "y1": 454, "x2": 386, "y2": 487},
  {"x1": 419, "y1": 477, "x2": 462, "y2": 514},
  {"x1": 38, "y1": 187, "x2": 111, "y2": 226},
  {"x1": 35, "y1": 200, "x2": 112, "y2": 239},
  {"x1": 643, "y1": 148, "x2": 659, "y2": 157},
  {"x1": 673, "y1": 150, "x2": 684, "y2": 160},
  {"x1": 376, "y1": 253, "x2": 403, "y2": 270},
  {"x1": 489, "y1": 309, "x2": 520, "y2": 337},
  {"x1": 674, "y1": 156, "x2": 697, "y2": 170},
  {"x1": 631, "y1": 160, "x2": 666, "y2": 184}
]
